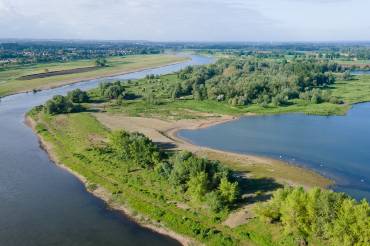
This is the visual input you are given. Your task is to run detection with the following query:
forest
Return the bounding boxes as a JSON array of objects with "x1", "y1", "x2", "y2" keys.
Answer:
[{"x1": 172, "y1": 58, "x2": 346, "y2": 107}]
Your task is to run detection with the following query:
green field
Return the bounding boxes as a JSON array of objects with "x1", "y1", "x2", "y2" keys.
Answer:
[
  {"x1": 335, "y1": 59, "x2": 370, "y2": 67},
  {"x1": 0, "y1": 54, "x2": 187, "y2": 97}
]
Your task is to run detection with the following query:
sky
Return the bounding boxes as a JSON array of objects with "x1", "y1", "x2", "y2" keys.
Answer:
[{"x1": 0, "y1": 0, "x2": 370, "y2": 42}]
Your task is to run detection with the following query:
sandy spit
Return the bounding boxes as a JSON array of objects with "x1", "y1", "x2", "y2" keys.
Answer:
[{"x1": 94, "y1": 113, "x2": 333, "y2": 189}]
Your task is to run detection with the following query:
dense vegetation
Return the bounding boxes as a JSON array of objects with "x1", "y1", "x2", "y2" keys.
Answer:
[
  {"x1": 172, "y1": 58, "x2": 344, "y2": 106},
  {"x1": 107, "y1": 130, "x2": 239, "y2": 211},
  {"x1": 256, "y1": 187, "x2": 370, "y2": 246}
]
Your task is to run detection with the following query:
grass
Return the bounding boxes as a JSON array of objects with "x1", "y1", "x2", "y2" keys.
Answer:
[
  {"x1": 331, "y1": 75, "x2": 370, "y2": 104},
  {"x1": 0, "y1": 54, "x2": 187, "y2": 97}
]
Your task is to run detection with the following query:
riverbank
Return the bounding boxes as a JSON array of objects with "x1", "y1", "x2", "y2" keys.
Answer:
[
  {"x1": 25, "y1": 116, "x2": 195, "y2": 246},
  {"x1": 0, "y1": 54, "x2": 188, "y2": 98}
]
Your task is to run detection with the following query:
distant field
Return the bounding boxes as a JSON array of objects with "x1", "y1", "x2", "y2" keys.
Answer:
[
  {"x1": 0, "y1": 54, "x2": 187, "y2": 97},
  {"x1": 336, "y1": 59, "x2": 370, "y2": 68}
]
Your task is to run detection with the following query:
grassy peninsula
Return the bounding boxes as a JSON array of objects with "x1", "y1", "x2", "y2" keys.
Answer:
[{"x1": 27, "y1": 56, "x2": 370, "y2": 246}]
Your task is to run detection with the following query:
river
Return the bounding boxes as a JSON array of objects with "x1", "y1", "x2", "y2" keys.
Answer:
[
  {"x1": 179, "y1": 103, "x2": 370, "y2": 201},
  {"x1": 0, "y1": 55, "x2": 212, "y2": 246}
]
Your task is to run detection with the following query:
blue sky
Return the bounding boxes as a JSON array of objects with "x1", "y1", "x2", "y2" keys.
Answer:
[{"x1": 0, "y1": 0, "x2": 369, "y2": 41}]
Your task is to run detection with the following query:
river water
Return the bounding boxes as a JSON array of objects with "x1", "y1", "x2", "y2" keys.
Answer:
[
  {"x1": 179, "y1": 103, "x2": 370, "y2": 201},
  {"x1": 0, "y1": 55, "x2": 212, "y2": 246}
]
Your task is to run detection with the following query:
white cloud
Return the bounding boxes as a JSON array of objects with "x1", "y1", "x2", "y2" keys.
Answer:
[{"x1": 0, "y1": 0, "x2": 369, "y2": 41}]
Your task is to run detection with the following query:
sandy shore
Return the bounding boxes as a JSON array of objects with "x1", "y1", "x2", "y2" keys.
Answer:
[
  {"x1": 94, "y1": 113, "x2": 332, "y2": 189},
  {"x1": 25, "y1": 116, "x2": 196, "y2": 246}
]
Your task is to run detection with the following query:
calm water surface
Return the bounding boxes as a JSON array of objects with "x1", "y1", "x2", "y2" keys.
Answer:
[
  {"x1": 0, "y1": 55, "x2": 212, "y2": 246},
  {"x1": 351, "y1": 70, "x2": 370, "y2": 75},
  {"x1": 179, "y1": 103, "x2": 370, "y2": 201}
]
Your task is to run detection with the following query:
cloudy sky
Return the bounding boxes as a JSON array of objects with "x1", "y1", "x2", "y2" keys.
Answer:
[{"x1": 0, "y1": 0, "x2": 369, "y2": 41}]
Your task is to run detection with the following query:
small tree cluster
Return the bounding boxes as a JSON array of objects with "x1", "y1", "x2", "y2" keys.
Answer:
[
  {"x1": 299, "y1": 88, "x2": 342, "y2": 104},
  {"x1": 44, "y1": 95, "x2": 82, "y2": 115},
  {"x1": 67, "y1": 89, "x2": 89, "y2": 103},
  {"x1": 109, "y1": 130, "x2": 162, "y2": 168},
  {"x1": 95, "y1": 58, "x2": 108, "y2": 67},
  {"x1": 156, "y1": 151, "x2": 239, "y2": 211},
  {"x1": 99, "y1": 81, "x2": 126, "y2": 99}
]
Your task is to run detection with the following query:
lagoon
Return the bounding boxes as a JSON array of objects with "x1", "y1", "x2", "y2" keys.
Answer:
[{"x1": 179, "y1": 103, "x2": 370, "y2": 201}]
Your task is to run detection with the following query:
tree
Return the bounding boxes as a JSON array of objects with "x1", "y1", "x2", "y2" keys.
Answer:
[
  {"x1": 67, "y1": 89, "x2": 89, "y2": 103},
  {"x1": 44, "y1": 95, "x2": 79, "y2": 115},
  {"x1": 187, "y1": 172, "x2": 208, "y2": 202},
  {"x1": 104, "y1": 85, "x2": 125, "y2": 99},
  {"x1": 205, "y1": 191, "x2": 223, "y2": 212},
  {"x1": 95, "y1": 58, "x2": 108, "y2": 67},
  {"x1": 171, "y1": 83, "x2": 182, "y2": 100},
  {"x1": 218, "y1": 177, "x2": 238, "y2": 204},
  {"x1": 109, "y1": 130, "x2": 161, "y2": 169},
  {"x1": 99, "y1": 81, "x2": 125, "y2": 99}
]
